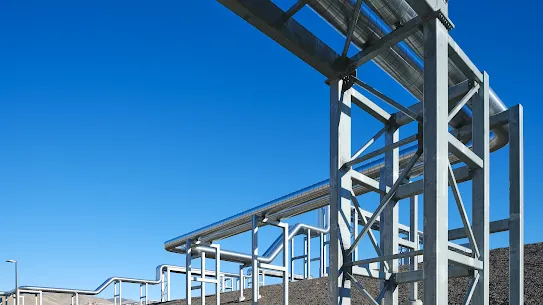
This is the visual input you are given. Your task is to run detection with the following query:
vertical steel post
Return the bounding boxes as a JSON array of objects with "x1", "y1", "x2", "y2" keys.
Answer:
[
  {"x1": 239, "y1": 266, "x2": 245, "y2": 302},
  {"x1": 215, "y1": 244, "x2": 221, "y2": 305},
  {"x1": 283, "y1": 224, "x2": 289, "y2": 305},
  {"x1": 473, "y1": 72, "x2": 490, "y2": 305},
  {"x1": 329, "y1": 78, "x2": 352, "y2": 305},
  {"x1": 167, "y1": 268, "x2": 171, "y2": 301},
  {"x1": 38, "y1": 292, "x2": 42, "y2": 305},
  {"x1": 423, "y1": 16, "x2": 449, "y2": 305},
  {"x1": 353, "y1": 208, "x2": 359, "y2": 262},
  {"x1": 303, "y1": 236, "x2": 307, "y2": 279},
  {"x1": 119, "y1": 281, "x2": 122, "y2": 305},
  {"x1": 161, "y1": 270, "x2": 165, "y2": 302},
  {"x1": 380, "y1": 124, "x2": 399, "y2": 305},
  {"x1": 186, "y1": 239, "x2": 192, "y2": 305},
  {"x1": 114, "y1": 282, "x2": 117, "y2": 305},
  {"x1": 145, "y1": 283, "x2": 148, "y2": 305},
  {"x1": 306, "y1": 229, "x2": 311, "y2": 279},
  {"x1": 251, "y1": 215, "x2": 259, "y2": 305},
  {"x1": 201, "y1": 252, "x2": 206, "y2": 305},
  {"x1": 290, "y1": 238, "x2": 295, "y2": 281},
  {"x1": 320, "y1": 232, "x2": 325, "y2": 278},
  {"x1": 509, "y1": 104, "x2": 524, "y2": 305},
  {"x1": 409, "y1": 195, "x2": 420, "y2": 303}
]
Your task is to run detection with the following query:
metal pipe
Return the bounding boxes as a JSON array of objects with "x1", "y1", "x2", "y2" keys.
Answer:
[{"x1": 16, "y1": 265, "x2": 239, "y2": 296}]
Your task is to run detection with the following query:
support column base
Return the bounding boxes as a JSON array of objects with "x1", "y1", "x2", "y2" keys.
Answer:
[{"x1": 404, "y1": 300, "x2": 423, "y2": 305}]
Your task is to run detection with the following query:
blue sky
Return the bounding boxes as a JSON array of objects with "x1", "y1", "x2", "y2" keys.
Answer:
[{"x1": 1, "y1": 0, "x2": 542, "y2": 301}]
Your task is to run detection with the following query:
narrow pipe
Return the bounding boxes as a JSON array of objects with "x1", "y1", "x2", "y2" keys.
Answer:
[{"x1": 12, "y1": 265, "x2": 239, "y2": 296}]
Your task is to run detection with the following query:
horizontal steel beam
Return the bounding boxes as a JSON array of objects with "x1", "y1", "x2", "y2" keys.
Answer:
[
  {"x1": 448, "y1": 134, "x2": 484, "y2": 169},
  {"x1": 448, "y1": 250, "x2": 483, "y2": 270},
  {"x1": 218, "y1": 0, "x2": 342, "y2": 78},
  {"x1": 346, "y1": 250, "x2": 423, "y2": 267},
  {"x1": 449, "y1": 219, "x2": 510, "y2": 241},
  {"x1": 396, "y1": 166, "x2": 471, "y2": 199}
]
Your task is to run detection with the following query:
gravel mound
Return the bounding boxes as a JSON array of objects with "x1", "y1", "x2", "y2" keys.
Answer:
[{"x1": 162, "y1": 243, "x2": 542, "y2": 305}]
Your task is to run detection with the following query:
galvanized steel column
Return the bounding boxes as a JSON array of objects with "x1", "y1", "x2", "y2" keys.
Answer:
[
  {"x1": 329, "y1": 78, "x2": 352, "y2": 305},
  {"x1": 509, "y1": 104, "x2": 524, "y2": 305},
  {"x1": 422, "y1": 17, "x2": 449, "y2": 305},
  {"x1": 380, "y1": 124, "x2": 399, "y2": 305},
  {"x1": 473, "y1": 72, "x2": 490, "y2": 305}
]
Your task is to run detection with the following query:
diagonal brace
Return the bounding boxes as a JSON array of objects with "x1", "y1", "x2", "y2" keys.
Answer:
[
  {"x1": 351, "y1": 125, "x2": 387, "y2": 161},
  {"x1": 353, "y1": 78, "x2": 420, "y2": 122},
  {"x1": 341, "y1": 0, "x2": 364, "y2": 58},
  {"x1": 279, "y1": 0, "x2": 311, "y2": 24},
  {"x1": 345, "y1": 272, "x2": 379, "y2": 305},
  {"x1": 448, "y1": 134, "x2": 484, "y2": 169},
  {"x1": 346, "y1": 149, "x2": 422, "y2": 257},
  {"x1": 350, "y1": 191, "x2": 389, "y2": 271},
  {"x1": 448, "y1": 82, "x2": 480, "y2": 122},
  {"x1": 448, "y1": 162, "x2": 480, "y2": 258},
  {"x1": 345, "y1": 15, "x2": 424, "y2": 72}
]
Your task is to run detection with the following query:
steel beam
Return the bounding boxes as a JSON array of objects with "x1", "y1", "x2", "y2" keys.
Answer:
[
  {"x1": 351, "y1": 90, "x2": 391, "y2": 124},
  {"x1": 380, "y1": 124, "x2": 399, "y2": 305},
  {"x1": 422, "y1": 17, "x2": 449, "y2": 305},
  {"x1": 409, "y1": 195, "x2": 419, "y2": 303},
  {"x1": 341, "y1": 0, "x2": 364, "y2": 58},
  {"x1": 396, "y1": 165, "x2": 471, "y2": 199},
  {"x1": 186, "y1": 240, "x2": 192, "y2": 305},
  {"x1": 329, "y1": 79, "x2": 352, "y2": 305},
  {"x1": 346, "y1": 134, "x2": 418, "y2": 168},
  {"x1": 280, "y1": 0, "x2": 311, "y2": 24},
  {"x1": 218, "y1": 0, "x2": 341, "y2": 78},
  {"x1": 448, "y1": 134, "x2": 483, "y2": 169},
  {"x1": 345, "y1": 15, "x2": 423, "y2": 72},
  {"x1": 354, "y1": 78, "x2": 419, "y2": 121},
  {"x1": 448, "y1": 219, "x2": 509, "y2": 241},
  {"x1": 251, "y1": 215, "x2": 259, "y2": 305},
  {"x1": 509, "y1": 104, "x2": 524, "y2": 305},
  {"x1": 472, "y1": 72, "x2": 490, "y2": 305}
]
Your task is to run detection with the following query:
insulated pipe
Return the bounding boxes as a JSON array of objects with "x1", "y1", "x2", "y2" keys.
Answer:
[
  {"x1": 309, "y1": 0, "x2": 509, "y2": 148},
  {"x1": 16, "y1": 265, "x2": 239, "y2": 296}
]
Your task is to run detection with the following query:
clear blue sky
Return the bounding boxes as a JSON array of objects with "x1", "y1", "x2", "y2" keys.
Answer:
[{"x1": 1, "y1": 0, "x2": 542, "y2": 301}]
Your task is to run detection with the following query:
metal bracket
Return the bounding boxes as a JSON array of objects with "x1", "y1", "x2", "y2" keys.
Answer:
[
  {"x1": 432, "y1": 9, "x2": 454, "y2": 30},
  {"x1": 341, "y1": 71, "x2": 357, "y2": 90}
]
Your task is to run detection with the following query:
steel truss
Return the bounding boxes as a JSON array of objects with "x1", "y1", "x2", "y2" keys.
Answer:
[{"x1": 329, "y1": 9, "x2": 524, "y2": 305}]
